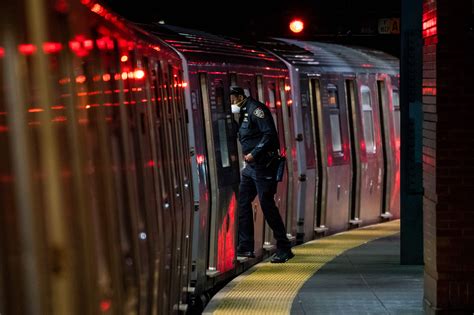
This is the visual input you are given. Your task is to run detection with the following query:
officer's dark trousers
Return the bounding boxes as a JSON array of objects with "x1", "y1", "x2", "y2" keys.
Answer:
[{"x1": 238, "y1": 164, "x2": 291, "y2": 252}]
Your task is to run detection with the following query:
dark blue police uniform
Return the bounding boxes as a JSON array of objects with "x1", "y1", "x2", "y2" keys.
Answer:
[{"x1": 236, "y1": 96, "x2": 291, "y2": 254}]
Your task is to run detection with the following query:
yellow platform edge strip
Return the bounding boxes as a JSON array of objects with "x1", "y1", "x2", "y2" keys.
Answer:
[{"x1": 211, "y1": 220, "x2": 400, "y2": 315}]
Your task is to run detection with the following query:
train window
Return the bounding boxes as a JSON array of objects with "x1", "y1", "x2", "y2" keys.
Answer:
[
  {"x1": 152, "y1": 65, "x2": 164, "y2": 120},
  {"x1": 172, "y1": 73, "x2": 182, "y2": 114},
  {"x1": 268, "y1": 84, "x2": 276, "y2": 108},
  {"x1": 330, "y1": 114, "x2": 343, "y2": 152},
  {"x1": 256, "y1": 76, "x2": 264, "y2": 102},
  {"x1": 392, "y1": 89, "x2": 400, "y2": 143},
  {"x1": 360, "y1": 86, "x2": 376, "y2": 154},
  {"x1": 217, "y1": 119, "x2": 230, "y2": 167},
  {"x1": 215, "y1": 80, "x2": 225, "y2": 112},
  {"x1": 328, "y1": 85, "x2": 338, "y2": 106},
  {"x1": 243, "y1": 80, "x2": 252, "y2": 97},
  {"x1": 267, "y1": 84, "x2": 278, "y2": 130},
  {"x1": 327, "y1": 85, "x2": 343, "y2": 153},
  {"x1": 230, "y1": 73, "x2": 237, "y2": 86}
]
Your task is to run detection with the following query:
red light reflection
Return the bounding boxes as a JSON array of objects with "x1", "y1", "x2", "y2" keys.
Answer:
[
  {"x1": 422, "y1": 87, "x2": 436, "y2": 96},
  {"x1": 100, "y1": 299, "x2": 111, "y2": 312},
  {"x1": 69, "y1": 35, "x2": 94, "y2": 57},
  {"x1": 134, "y1": 69, "x2": 145, "y2": 79},
  {"x1": 217, "y1": 193, "x2": 236, "y2": 272},
  {"x1": 75, "y1": 75, "x2": 87, "y2": 84},
  {"x1": 196, "y1": 155, "x2": 205, "y2": 164},
  {"x1": 28, "y1": 108, "x2": 44, "y2": 113},
  {"x1": 43, "y1": 42, "x2": 63, "y2": 54},
  {"x1": 52, "y1": 116, "x2": 67, "y2": 123},
  {"x1": 91, "y1": 3, "x2": 104, "y2": 14},
  {"x1": 54, "y1": 0, "x2": 69, "y2": 13},
  {"x1": 18, "y1": 44, "x2": 37, "y2": 55},
  {"x1": 96, "y1": 37, "x2": 114, "y2": 50},
  {"x1": 327, "y1": 154, "x2": 333, "y2": 167}
]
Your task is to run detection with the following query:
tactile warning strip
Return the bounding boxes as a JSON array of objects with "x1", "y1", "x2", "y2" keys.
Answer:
[{"x1": 208, "y1": 220, "x2": 400, "y2": 315}]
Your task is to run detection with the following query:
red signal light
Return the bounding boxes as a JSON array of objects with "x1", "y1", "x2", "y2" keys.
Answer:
[{"x1": 289, "y1": 19, "x2": 304, "y2": 33}]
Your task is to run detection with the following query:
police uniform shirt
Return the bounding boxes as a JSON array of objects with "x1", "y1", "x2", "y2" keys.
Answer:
[{"x1": 238, "y1": 97, "x2": 279, "y2": 165}]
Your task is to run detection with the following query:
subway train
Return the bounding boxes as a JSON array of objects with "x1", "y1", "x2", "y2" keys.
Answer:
[{"x1": 0, "y1": 1, "x2": 399, "y2": 314}]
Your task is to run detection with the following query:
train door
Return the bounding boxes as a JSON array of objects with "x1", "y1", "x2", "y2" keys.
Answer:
[
  {"x1": 308, "y1": 78, "x2": 326, "y2": 231},
  {"x1": 250, "y1": 74, "x2": 268, "y2": 256},
  {"x1": 262, "y1": 79, "x2": 290, "y2": 249},
  {"x1": 313, "y1": 78, "x2": 352, "y2": 233},
  {"x1": 148, "y1": 59, "x2": 169, "y2": 313},
  {"x1": 169, "y1": 68, "x2": 194, "y2": 310},
  {"x1": 278, "y1": 78, "x2": 297, "y2": 240},
  {"x1": 116, "y1": 50, "x2": 160, "y2": 315},
  {"x1": 345, "y1": 79, "x2": 362, "y2": 223},
  {"x1": 188, "y1": 72, "x2": 210, "y2": 295},
  {"x1": 155, "y1": 61, "x2": 183, "y2": 314},
  {"x1": 390, "y1": 85, "x2": 401, "y2": 217},
  {"x1": 377, "y1": 79, "x2": 398, "y2": 217},
  {"x1": 82, "y1": 38, "x2": 151, "y2": 315},
  {"x1": 231, "y1": 73, "x2": 265, "y2": 258},
  {"x1": 299, "y1": 77, "x2": 319, "y2": 242},
  {"x1": 198, "y1": 73, "x2": 240, "y2": 277},
  {"x1": 355, "y1": 79, "x2": 384, "y2": 225}
]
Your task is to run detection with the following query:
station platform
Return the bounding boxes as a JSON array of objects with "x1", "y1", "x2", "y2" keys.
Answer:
[{"x1": 203, "y1": 220, "x2": 424, "y2": 315}]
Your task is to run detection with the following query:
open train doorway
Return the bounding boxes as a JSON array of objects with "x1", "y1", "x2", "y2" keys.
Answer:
[
  {"x1": 345, "y1": 79, "x2": 361, "y2": 223},
  {"x1": 377, "y1": 80, "x2": 390, "y2": 216}
]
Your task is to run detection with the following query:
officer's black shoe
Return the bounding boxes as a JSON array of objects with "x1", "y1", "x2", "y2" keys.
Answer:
[
  {"x1": 271, "y1": 249, "x2": 294, "y2": 263},
  {"x1": 237, "y1": 250, "x2": 255, "y2": 258}
]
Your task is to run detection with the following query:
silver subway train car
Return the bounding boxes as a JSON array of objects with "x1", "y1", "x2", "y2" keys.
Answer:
[
  {"x1": 261, "y1": 39, "x2": 400, "y2": 242},
  {"x1": 0, "y1": 1, "x2": 193, "y2": 314},
  {"x1": 141, "y1": 25, "x2": 298, "y2": 304}
]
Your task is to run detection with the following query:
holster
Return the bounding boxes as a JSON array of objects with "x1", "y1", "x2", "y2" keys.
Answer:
[
  {"x1": 275, "y1": 156, "x2": 286, "y2": 182},
  {"x1": 266, "y1": 153, "x2": 286, "y2": 182}
]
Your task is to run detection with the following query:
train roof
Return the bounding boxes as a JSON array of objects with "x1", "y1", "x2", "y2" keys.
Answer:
[
  {"x1": 260, "y1": 38, "x2": 399, "y2": 74},
  {"x1": 139, "y1": 24, "x2": 284, "y2": 68}
]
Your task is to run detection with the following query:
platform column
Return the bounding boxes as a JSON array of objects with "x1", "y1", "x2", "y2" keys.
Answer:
[{"x1": 401, "y1": 0, "x2": 424, "y2": 265}]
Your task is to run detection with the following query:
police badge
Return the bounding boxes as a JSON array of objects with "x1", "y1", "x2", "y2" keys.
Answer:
[{"x1": 254, "y1": 107, "x2": 265, "y2": 118}]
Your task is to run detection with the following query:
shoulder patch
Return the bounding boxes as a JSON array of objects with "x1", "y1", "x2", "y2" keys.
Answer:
[{"x1": 253, "y1": 107, "x2": 265, "y2": 119}]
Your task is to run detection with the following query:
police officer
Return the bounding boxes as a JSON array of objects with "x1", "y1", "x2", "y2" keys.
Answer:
[{"x1": 230, "y1": 86, "x2": 294, "y2": 263}]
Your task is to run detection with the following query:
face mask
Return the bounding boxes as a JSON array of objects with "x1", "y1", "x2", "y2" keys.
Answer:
[
  {"x1": 231, "y1": 104, "x2": 241, "y2": 114},
  {"x1": 231, "y1": 98, "x2": 245, "y2": 114}
]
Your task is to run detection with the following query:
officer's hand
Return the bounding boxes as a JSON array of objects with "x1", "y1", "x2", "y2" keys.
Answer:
[{"x1": 244, "y1": 153, "x2": 254, "y2": 162}]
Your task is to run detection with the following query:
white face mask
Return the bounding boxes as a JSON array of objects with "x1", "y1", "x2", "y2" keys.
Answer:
[
  {"x1": 231, "y1": 104, "x2": 241, "y2": 114},
  {"x1": 231, "y1": 98, "x2": 245, "y2": 114}
]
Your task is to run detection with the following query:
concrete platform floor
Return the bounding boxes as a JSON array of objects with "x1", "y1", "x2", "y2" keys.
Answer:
[{"x1": 291, "y1": 234, "x2": 424, "y2": 315}]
